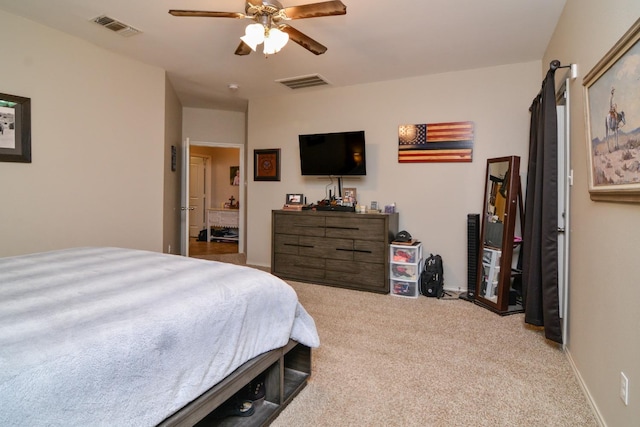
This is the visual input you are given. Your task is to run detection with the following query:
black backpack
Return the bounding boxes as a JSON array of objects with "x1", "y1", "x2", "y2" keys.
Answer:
[{"x1": 420, "y1": 254, "x2": 444, "y2": 298}]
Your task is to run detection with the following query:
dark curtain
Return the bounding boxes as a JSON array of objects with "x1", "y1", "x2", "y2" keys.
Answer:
[{"x1": 522, "y1": 69, "x2": 562, "y2": 344}]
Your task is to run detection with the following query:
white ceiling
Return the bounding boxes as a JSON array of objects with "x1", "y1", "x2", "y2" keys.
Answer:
[{"x1": 0, "y1": 0, "x2": 566, "y2": 112}]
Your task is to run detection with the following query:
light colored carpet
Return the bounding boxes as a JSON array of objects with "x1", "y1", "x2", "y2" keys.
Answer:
[{"x1": 272, "y1": 281, "x2": 598, "y2": 427}]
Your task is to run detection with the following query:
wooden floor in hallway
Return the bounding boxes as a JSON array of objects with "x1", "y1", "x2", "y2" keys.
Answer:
[{"x1": 189, "y1": 237, "x2": 239, "y2": 256}]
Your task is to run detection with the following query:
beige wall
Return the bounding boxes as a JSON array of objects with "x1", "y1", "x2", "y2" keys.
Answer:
[
  {"x1": 0, "y1": 10, "x2": 166, "y2": 256},
  {"x1": 182, "y1": 107, "x2": 246, "y2": 144},
  {"x1": 246, "y1": 61, "x2": 540, "y2": 288},
  {"x1": 545, "y1": 1, "x2": 640, "y2": 425},
  {"x1": 163, "y1": 78, "x2": 183, "y2": 254}
]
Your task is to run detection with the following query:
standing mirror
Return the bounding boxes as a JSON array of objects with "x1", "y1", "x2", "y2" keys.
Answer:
[{"x1": 475, "y1": 156, "x2": 522, "y2": 314}]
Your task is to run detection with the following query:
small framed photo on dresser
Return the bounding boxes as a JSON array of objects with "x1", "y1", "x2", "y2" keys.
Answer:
[
  {"x1": 343, "y1": 188, "x2": 357, "y2": 204},
  {"x1": 286, "y1": 193, "x2": 304, "y2": 205}
]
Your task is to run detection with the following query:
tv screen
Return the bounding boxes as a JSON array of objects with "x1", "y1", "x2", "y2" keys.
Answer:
[{"x1": 298, "y1": 131, "x2": 366, "y2": 176}]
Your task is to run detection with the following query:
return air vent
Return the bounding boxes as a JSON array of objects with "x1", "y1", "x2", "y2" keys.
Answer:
[
  {"x1": 92, "y1": 15, "x2": 141, "y2": 37},
  {"x1": 276, "y1": 74, "x2": 330, "y2": 89}
]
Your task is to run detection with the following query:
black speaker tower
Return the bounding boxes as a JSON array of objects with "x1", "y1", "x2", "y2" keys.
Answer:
[{"x1": 460, "y1": 213, "x2": 480, "y2": 302}]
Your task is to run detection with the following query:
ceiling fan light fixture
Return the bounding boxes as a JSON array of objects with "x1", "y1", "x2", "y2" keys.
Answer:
[
  {"x1": 240, "y1": 23, "x2": 265, "y2": 51},
  {"x1": 170, "y1": 1, "x2": 346, "y2": 56},
  {"x1": 263, "y1": 27, "x2": 289, "y2": 54}
]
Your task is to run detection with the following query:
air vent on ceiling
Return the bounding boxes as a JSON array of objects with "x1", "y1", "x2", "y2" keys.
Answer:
[
  {"x1": 276, "y1": 74, "x2": 330, "y2": 89},
  {"x1": 92, "y1": 15, "x2": 141, "y2": 37}
]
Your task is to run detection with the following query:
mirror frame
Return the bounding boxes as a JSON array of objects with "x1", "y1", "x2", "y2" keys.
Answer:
[{"x1": 475, "y1": 155, "x2": 521, "y2": 314}]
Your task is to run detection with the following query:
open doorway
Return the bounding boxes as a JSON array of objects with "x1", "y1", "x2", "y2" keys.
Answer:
[
  {"x1": 181, "y1": 139, "x2": 245, "y2": 261},
  {"x1": 189, "y1": 155, "x2": 210, "y2": 239}
]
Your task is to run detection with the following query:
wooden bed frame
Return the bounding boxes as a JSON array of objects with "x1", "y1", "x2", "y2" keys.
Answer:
[{"x1": 159, "y1": 340, "x2": 311, "y2": 427}]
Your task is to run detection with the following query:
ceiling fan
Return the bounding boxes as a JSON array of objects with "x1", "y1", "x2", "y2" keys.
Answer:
[{"x1": 169, "y1": 0, "x2": 347, "y2": 56}]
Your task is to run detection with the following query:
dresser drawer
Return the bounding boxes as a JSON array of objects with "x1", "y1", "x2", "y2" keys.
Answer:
[
  {"x1": 302, "y1": 237, "x2": 386, "y2": 262},
  {"x1": 353, "y1": 240, "x2": 386, "y2": 263},
  {"x1": 325, "y1": 216, "x2": 385, "y2": 241},
  {"x1": 299, "y1": 236, "x2": 355, "y2": 261},
  {"x1": 274, "y1": 213, "x2": 325, "y2": 236},
  {"x1": 274, "y1": 253, "x2": 325, "y2": 280},
  {"x1": 326, "y1": 260, "x2": 386, "y2": 291},
  {"x1": 274, "y1": 234, "x2": 302, "y2": 255}
]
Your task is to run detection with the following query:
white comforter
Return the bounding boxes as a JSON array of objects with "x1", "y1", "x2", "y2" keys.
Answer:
[{"x1": 0, "y1": 247, "x2": 319, "y2": 426}]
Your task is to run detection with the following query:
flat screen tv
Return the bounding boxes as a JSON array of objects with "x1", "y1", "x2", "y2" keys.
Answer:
[{"x1": 298, "y1": 130, "x2": 366, "y2": 176}]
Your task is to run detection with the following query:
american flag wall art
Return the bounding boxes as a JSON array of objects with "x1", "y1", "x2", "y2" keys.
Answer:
[{"x1": 398, "y1": 121, "x2": 474, "y2": 163}]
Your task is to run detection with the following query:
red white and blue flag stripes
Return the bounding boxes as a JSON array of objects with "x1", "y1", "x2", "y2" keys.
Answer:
[{"x1": 398, "y1": 121, "x2": 474, "y2": 163}]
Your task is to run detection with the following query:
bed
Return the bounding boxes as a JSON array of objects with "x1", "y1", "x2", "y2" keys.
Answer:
[{"x1": 0, "y1": 247, "x2": 320, "y2": 426}]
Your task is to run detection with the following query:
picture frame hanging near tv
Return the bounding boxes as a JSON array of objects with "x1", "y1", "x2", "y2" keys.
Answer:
[
  {"x1": 254, "y1": 149, "x2": 280, "y2": 181},
  {"x1": 298, "y1": 130, "x2": 366, "y2": 176}
]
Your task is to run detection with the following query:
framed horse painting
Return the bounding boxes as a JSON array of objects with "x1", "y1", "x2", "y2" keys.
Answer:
[{"x1": 583, "y1": 18, "x2": 640, "y2": 202}]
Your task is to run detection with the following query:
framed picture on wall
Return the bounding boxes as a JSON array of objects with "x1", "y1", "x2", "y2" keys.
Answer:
[
  {"x1": 254, "y1": 149, "x2": 280, "y2": 181},
  {"x1": 230, "y1": 166, "x2": 240, "y2": 185},
  {"x1": 0, "y1": 92, "x2": 31, "y2": 163},
  {"x1": 583, "y1": 18, "x2": 640, "y2": 202}
]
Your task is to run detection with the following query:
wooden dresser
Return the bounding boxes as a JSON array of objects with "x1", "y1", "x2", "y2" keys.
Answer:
[{"x1": 271, "y1": 210, "x2": 399, "y2": 293}]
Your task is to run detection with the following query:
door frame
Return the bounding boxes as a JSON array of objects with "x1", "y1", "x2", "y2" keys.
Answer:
[
  {"x1": 181, "y1": 138, "x2": 245, "y2": 256},
  {"x1": 556, "y1": 72, "x2": 572, "y2": 349}
]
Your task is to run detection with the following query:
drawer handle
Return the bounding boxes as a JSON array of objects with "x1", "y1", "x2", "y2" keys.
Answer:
[
  {"x1": 326, "y1": 226, "x2": 359, "y2": 231},
  {"x1": 283, "y1": 243, "x2": 314, "y2": 248},
  {"x1": 335, "y1": 248, "x2": 372, "y2": 254}
]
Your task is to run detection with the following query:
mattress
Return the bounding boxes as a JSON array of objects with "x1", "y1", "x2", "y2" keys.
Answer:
[{"x1": 0, "y1": 247, "x2": 319, "y2": 426}]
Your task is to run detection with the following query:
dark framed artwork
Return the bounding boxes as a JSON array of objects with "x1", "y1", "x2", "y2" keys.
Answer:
[
  {"x1": 0, "y1": 92, "x2": 31, "y2": 163},
  {"x1": 583, "y1": 18, "x2": 640, "y2": 202},
  {"x1": 254, "y1": 149, "x2": 280, "y2": 181}
]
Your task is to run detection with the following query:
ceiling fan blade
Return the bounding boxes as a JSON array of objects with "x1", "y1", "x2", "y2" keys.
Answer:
[
  {"x1": 279, "y1": 24, "x2": 327, "y2": 55},
  {"x1": 283, "y1": 1, "x2": 347, "y2": 19},
  {"x1": 169, "y1": 10, "x2": 246, "y2": 19},
  {"x1": 235, "y1": 41, "x2": 253, "y2": 56}
]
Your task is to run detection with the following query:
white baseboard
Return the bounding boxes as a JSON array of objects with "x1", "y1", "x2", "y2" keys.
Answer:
[{"x1": 564, "y1": 348, "x2": 607, "y2": 427}]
